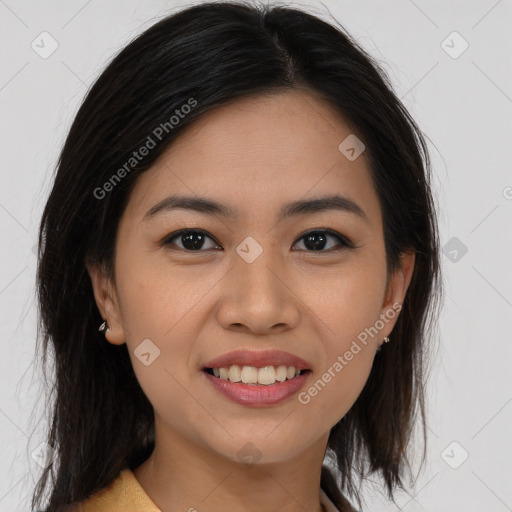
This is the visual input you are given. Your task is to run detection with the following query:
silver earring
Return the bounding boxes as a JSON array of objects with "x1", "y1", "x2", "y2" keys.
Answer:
[
  {"x1": 383, "y1": 336, "x2": 390, "y2": 343},
  {"x1": 98, "y1": 321, "x2": 109, "y2": 333}
]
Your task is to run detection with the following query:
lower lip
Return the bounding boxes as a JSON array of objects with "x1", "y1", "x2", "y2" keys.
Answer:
[{"x1": 202, "y1": 370, "x2": 311, "y2": 407}]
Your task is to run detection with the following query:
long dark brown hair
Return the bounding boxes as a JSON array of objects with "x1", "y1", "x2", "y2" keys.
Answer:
[{"x1": 31, "y1": 2, "x2": 442, "y2": 510}]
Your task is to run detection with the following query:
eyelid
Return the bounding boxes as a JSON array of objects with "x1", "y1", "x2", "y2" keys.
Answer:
[
  {"x1": 161, "y1": 228, "x2": 221, "y2": 247},
  {"x1": 162, "y1": 227, "x2": 356, "y2": 252},
  {"x1": 295, "y1": 228, "x2": 356, "y2": 249}
]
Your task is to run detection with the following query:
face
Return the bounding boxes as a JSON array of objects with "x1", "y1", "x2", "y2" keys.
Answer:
[{"x1": 88, "y1": 90, "x2": 414, "y2": 465}]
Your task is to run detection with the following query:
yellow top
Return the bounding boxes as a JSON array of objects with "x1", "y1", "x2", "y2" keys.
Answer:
[{"x1": 77, "y1": 468, "x2": 342, "y2": 511}]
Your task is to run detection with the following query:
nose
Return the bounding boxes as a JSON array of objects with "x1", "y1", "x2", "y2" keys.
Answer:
[{"x1": 215, "y1": 245, "x2": 301, "y2": 335}]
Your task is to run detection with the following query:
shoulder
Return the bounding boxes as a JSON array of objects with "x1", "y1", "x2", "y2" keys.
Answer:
[
  {"x1": 320, "y1": 465, "x2": 361, "y2": 512},
  {"x1": 320, "y1": 487, "x2": 361, "y2": 512},
  {"x1": 75, "y1": 469, "x2": 160, "y2": 512},
  {"x1": 338, "y1": 493, "x2": 361, "y2": 512}
]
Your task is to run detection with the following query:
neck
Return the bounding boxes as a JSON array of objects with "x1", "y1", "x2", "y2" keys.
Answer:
[{"x1": 133, "y1": 419, "x2": 330, "y2": 512}]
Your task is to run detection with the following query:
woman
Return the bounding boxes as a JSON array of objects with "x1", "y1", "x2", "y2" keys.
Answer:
[{"x1": 31, "y1": 1, "x2": 442, "y2": 511}]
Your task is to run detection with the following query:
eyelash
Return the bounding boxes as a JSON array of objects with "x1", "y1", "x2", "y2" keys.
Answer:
[{"x1": 162, "y1": 228, "x2": 356, "y2": 253}]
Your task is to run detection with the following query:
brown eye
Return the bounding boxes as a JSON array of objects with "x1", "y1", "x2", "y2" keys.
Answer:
[
  {"x1": 163, "y1": 229, "x2": 220, "y2": 251},
  {"x1": 292, "y1": 229, "x2": 354, "y2": 252},
  {"x1": 163, "y1": 228, "x2": 354, "y2": 253}
]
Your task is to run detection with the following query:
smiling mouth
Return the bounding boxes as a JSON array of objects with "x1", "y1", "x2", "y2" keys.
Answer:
[{"x1": 203, "y1": 365, "x2": 311, "y2": 386}]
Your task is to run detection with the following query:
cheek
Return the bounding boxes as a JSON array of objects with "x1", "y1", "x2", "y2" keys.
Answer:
[
  {"x1": 115, "y1": 256, "x2": 211, "y2": 393},
  {"x1": 291, "y1": 260, "x2": 385, "y2": 421},
  {"x1": 308, "y1": 350, "x2": 375, "y2": 432},
  {"x1": 299, "y1": 324, "x2": 378, "y2": 432},
  {"x1": 116, "y1": 248, "x2": 214, "y2": 338},
  {"x1": 295, "y1": 254, "x2": 387, "y2": 337},
  {"x1": 117, "y1": 237, "x2": 385, "y2": 416},
  {"x1": 119, "y1": 273, "x2": 203, "y2": 384}
]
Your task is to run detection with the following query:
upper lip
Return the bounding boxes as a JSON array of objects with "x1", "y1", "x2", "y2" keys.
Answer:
[{"x1": 202, "y1": 349, "x2": 312, "y2": 370}]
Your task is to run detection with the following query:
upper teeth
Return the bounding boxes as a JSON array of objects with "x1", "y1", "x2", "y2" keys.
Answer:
[{"x1": 211, "y1": 365, "x2": 302, "y2": 385}]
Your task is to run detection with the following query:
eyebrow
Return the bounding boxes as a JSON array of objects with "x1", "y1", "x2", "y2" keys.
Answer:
[{"x1": 143, "y1": 194, "x2": 368, "y2": 222}]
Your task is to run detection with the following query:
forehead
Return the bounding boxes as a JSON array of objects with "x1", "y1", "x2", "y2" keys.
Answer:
[{"x1": 123, "y1": 90, "x2": 381, "y2": 226}]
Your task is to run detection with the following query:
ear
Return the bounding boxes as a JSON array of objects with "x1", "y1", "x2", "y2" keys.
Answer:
[
  {"x1": 379, "y1": 249, "x2": 416, "y2": 339},
  {"x1": 86, "y1": 262, "x2": 126, "y2": 345}
]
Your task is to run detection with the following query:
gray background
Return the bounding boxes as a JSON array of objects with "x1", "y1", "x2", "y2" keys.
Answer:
[{"x1": 1, "y1": 0, "x2": 511, "y2": 511}]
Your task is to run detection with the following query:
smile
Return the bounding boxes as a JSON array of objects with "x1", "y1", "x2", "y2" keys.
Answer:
[
  {"x1": 204, "y1": 364, "x2": 307, "y2": 386},
  {"x1": 202, "y1": 366, "x2": 312, "y2": 407}
]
